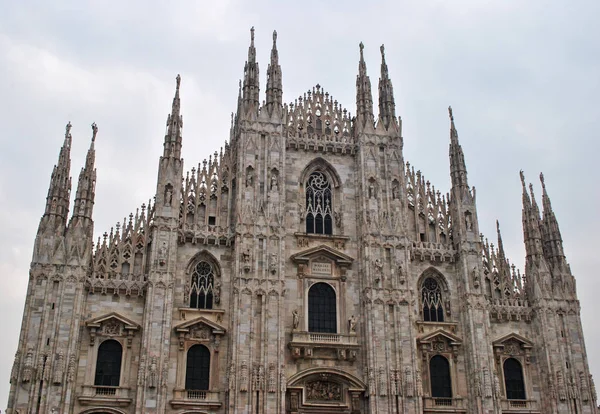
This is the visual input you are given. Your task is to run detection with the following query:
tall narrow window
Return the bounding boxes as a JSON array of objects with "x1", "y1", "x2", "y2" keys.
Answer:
[
  {"x1": 422, "y1": 278, "x2": 444, "y2": 322},
  {"x1": 305, "y1": 172, "x2": 333, "y2": 235},
  {"x1": 503, "y1": 358, "x2": 526, "y2": 400},
  {"x1": 430, "y1": 355, "x2": 452, "y2": 398},
  {"x1": 190, "y1": 261, "x2": 215, "y2": 309},
  {"x1": 94, "y1": 340, "x2": 122, "y2": 386},
  {"x1": 186, "y1": 344, "x2": 210, "y2": 390},
  {"x1": 308, "y1": 283, "x2": 337, "y2": 333}
]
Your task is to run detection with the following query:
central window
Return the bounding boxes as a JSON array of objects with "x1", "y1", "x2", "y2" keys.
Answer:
[
  {"x1": 190, "y1": 261, "x2": 215, "y2": 309},
  {"x1": 305, "y1": 172, "x2": 333, "y2": 235},
  {"x1": 186, "y1": 344, "x2": 210, "y2": 390},
  {"x1": 308, "y1": 283, "x2": 337, "y2": 333},
  {"x1": 422, "y1": 278, "x2": 444, "y2": 322}
]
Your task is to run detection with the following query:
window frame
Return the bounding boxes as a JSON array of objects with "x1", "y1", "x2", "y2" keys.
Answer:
[
  {"x1": 307, "y1": 282, "x2": 338, "y2": 334},
  {"x1": 94, "y1": 339, "x2": 123, "y2": 387},
  {"x1": 503, "y1": 357, "x2": 526, "y2": 400},
  {"x1": 185, "y1": 344, "x2": 211, "y2": 391}
]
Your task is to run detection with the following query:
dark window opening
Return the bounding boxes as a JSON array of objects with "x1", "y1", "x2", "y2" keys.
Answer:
[
  {"x1": 208, "y1": 216, "x2": 216, "y2": 225},
  {"x1": 94, "y1": 340, "x2": 122, "y2": 386},
  {"x1": 503, "y1": 358, "x2": 526, "y2": 400},
  {"x1": 308, "y1": 283, "x2": 337, "y2": 333},
  {"x1": 430, "y1": 355, "x2": 452, "y2": 398},
  {"x1": 186, "y1": 344, "x2": 210, "y2": 390}
]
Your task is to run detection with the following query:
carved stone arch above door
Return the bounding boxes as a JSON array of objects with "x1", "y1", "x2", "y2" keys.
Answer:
[{"x1": 286, "y1": 367, "x2": 366, "y2": 414}]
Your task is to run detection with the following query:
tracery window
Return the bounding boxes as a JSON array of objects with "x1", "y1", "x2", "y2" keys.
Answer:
[
  {"x1": 422, "y1": 277, "x2": 444, "y2": 322},
  {"x1": 308, "y1": 283, "x2": 337, "y2": 333},
  {"x1": 189, "y1": 261, "x2": 215, "y2": 309},
  {"x1": 185, "y1": 344, "x2": 210, "y2": 390},
  {"x1": 503, "y1": 358, "x2": 526, "y2": 400},
  {"x1": 430, "y1": 355, "x2": 452, "y2": 398},
  {"x1": 305, "y1": 172, "x2": 333, "y2": 235},
  {"x1": 94, "y1": 340, "x2": 122, "y2": 386}
]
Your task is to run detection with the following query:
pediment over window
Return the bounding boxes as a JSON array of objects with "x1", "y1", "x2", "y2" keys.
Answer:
[
  {"x1": 418, "y1": 329, "x2": 462, "y2": 348},
  {"x1": 85, "y1": 312, "x2": 140, "y2": 347},
  {"x1": 492, "y1": 333, "x2": 533, "y2": 363},
  {"x1": 174, "y1": 316, "x2": 226, "y2": 350},
  {"x1": 291, "y1": 244, "x2": 354, "y2": 278}
]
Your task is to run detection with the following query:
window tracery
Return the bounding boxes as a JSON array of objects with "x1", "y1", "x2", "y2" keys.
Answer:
[
  {"x1": 305, "y1": 172, "x2": 333, "y2": 235},
  {"x1": 422, "y1": 277, "x2": 444, "y2": 322},
  {"x1": 189, "y1": 261, "x2": 215, "y2": 309}
]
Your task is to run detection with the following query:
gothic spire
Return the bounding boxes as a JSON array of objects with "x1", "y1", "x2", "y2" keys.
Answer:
[
  {"x1": 378, "y1": 44, "x2": 396, "y2": 129},
  {"x1": 242, "y1": 27, "x2": 260, "y2": 113},
  {"x1": 520, "y1": 171, "x2": 543, "y2": 258},
  {"x1": 42, "y1": 122, "x2": 73, "y2": 227},
  {"x1": 71, "y1": 123, "x2": 97, "y2": 222},
  {"x1": 496, "y1": 220, "x2": 506, "y2": 262},
  {"x1": 265, "y1": 30, "x2": 282, "y2": 113},
  {"x1": 448, "y1": 107, "x2": 469, "y2": 191},
  {"x1": 356, "y1": 42, "x2": 374, "y2": 129},
  {"x1": 539, "y1": 173, "x2": 565, "y2": 264},
  {"x1": 164, "y1": 74, "x2": 183, "y2": 159}
]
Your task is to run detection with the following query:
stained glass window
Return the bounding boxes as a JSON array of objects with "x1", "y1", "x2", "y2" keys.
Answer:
[
  {"x1": 306, "y1": 172, "x2": 333, "y2": 235},
  {"x1": 190, "y1": 261, "x2": 214, "y2": 309},
  {"x1": 422, "y1": 278, "x2": 444, "y2": 322}
]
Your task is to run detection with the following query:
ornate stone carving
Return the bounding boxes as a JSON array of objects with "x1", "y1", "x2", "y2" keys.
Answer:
[
  {"x1": 52, "y1": 352, "x2": 64, "y2": 385},
  {"x1": 348, "y1": 315, "x2": 357, "y2": 333},
  {"x1": 305, "y1": 380, "x2": 342, "y2": 401},
  {"x1": 137, "y1": 355, "x2": 146, "y2": 386},
  {"x1": 494, "y1": 372, "x2": 501, "y2": 398},
  {"x1": 483, "y1": 367, "x2": 492, "y2": 398},
  {"x1": 240, "y1": 360, "x2": 248, "y2": 392},
  {"x1": 368, "y1": 368, "x2": 376, "y2": 396},
  {"x1": 161, "y1": 360, "x2": 169, "y2": 389},
  {"x1": 67, "y1": 355, "x2": 76, "y2": 383},
  {"x1": 580, "y1": 371, "x2": 590, "y2": 402},
  {"x1": 228, "y1": 363, "x2": 236, "y2": 391},
  {"x1": 292, "y1": 309, "x2": 299, "y2": 331},
  {"x1": 242, "y1": 249, "x2": 251, "y2": 272},
  {"x1": 148, "y1": 357, "x2": 158, "y2": 388},
  {"x1": 590, "y1": 374, "x2": 597, "y2": 402},
  {"x1": 191, "y1": 325, "x2": 211, "y2": 340},
  {"x1": 415, "y1": 368, "x2": 423, "y2": 397},
  {"x1": 473, "y1": 370, "x2": 482, "y2": 396},
  {"x1": 20, "y1": 349, "x2": 32, "y2": 383},
  {"x1": 269, "y1": 253, "x2": 277, "y2": 275},
  {"x1": 373, "y1": 258, "x2": 383, "y2": 284},
  {"x1": 404, "y1": 367, "x2": 414, "y2": 397},
  {"x1": 102, "y1": 320, "x2": 123, "y2": 336},
  {"x1": 268, "y1": 363, "x2": 276, "y2": 393},
  {"x1": 10, "y1": 352, "x2": 19, "y2": 384},
  {"x1": 379, "y1": 366, "x2": 387, "y2": 396},
  {"x1": 557, "y1": 370, "x2": 567, "y2": 401}
]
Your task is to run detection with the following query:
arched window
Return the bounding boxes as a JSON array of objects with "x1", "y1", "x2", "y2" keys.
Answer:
[
  {"x1": 308, "y1": 283, "x2": 337, "y2": 333},
  {"x1": 430, "y1": 355, "x2": 452, "y2": 398},
  {"x1": 305, "y1": 172, "x2": 333, "y2": 235},
  {"x1": 94, "y1": 340, "x2": 122, "y2": 386},
  {"x1": 186, "y1": 344, "x2": 210, "y2": 390},
  {"x1": 190, "y1": 261, "x2": 215, "y2": 309},
  {"x1": 422, "y1": 277, "x2": 444, "y2": 322},
  {"x1": 503, "y1": 358, "x2": 526, "y2": 400}
]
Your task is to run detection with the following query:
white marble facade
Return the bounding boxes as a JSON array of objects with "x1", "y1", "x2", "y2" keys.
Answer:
[{"x1": 6, "y1": 31, "x2": 598, "y2": 414}]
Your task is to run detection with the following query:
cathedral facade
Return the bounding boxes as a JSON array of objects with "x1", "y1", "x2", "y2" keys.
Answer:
[{"x1": 6, "y1": 29, "x2": 598, "y2": 414}]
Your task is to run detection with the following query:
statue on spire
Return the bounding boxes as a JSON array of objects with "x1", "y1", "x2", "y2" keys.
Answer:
[
  {"x1": 91, "y1": 123, "x2": 98, "y2": 142},
  {"x1": 176, "y1": 74, "x2": 181, "y2": 90},
  {"x1": 448, "y1": 106, "x2": 454, "y2": 121}
]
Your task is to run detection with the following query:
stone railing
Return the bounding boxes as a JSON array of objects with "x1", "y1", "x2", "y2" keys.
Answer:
[
  {"x1": 289, "y1": 331, "x2": 359, "y2": 361},
  {"x1": 170, "y1": 390, "x2": 222, "y2": 409},
  {"x1": 423, "y1": 396, "x2": 466, "y2": 411},
  {"x1": 411, "y1": 242, "x2": 456, "y2": 263},
  {"x1": 78, "y1": 385, "x2": 132, "y2": 407},
  {"x1": 500, "y1": 399, "x2": 540, "y2": 412}
]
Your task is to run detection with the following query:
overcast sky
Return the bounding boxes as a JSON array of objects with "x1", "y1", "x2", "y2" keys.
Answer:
[{"x1": 1, "y1": 0, "x2": 599, "y2": 407}]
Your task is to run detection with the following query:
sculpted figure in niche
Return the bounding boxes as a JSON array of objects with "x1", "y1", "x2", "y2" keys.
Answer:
[
  {"x1": 392, "y1": 181, "x2": 399, "y2": 200},
  {"x1": 292, "y1": 309, "x2": 299, "y2": 330},
  {"x1": 349, "y1": 315, "x2": 357, "y2": 333},
  {"x1": 270, "y1": 171, "x2": 278, "y2": 191},
  {"x1": 148, "y1": 357, "x2": 157, "y2": 388},
  {"x1": 368, "y1": 182, "x2": 376, "y2": 199},
  {"x1": 245, "y1": 168, "x2": 253, "y2": 187},
  {"x1": 465, "y1": 212, "x2": 473, "y2": 231},
  {"x1": 164, "y1": 184, "x2": 173, "y2": 206}
]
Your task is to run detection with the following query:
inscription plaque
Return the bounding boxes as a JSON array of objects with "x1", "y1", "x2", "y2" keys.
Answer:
[{"x1": 312, "y1": 262, "x2": 332, "y2": 275}]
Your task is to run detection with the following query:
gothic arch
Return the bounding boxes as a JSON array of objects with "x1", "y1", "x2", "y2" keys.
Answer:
[
  {"x1": 417, "y1": 267, "x2": 450, "y2": 322},
  {"x1": 299, "y1": 157, "x2": 342, "y2": 188},
  {"x1": 416, "y1": 267, "x2": 450, "y2": 292},
  {"x1": 185, "y1": 250, "x2": 221, "y2": 276}
]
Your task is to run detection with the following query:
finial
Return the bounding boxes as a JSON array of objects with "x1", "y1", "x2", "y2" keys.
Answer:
[
  {"x1": 519, "y1": 170, "x2": 526, "y2": 187},
  {"x1": 539, "y1": 172, "x2": 546, "y2": 189},
  {"x1": 176, "y1": 74, "x2": 181, "y2": 90},
  {"x1": 273, "y1": 30, "x2": 277, "y2": 44},
  {"x1": 91, "y1": 122, "x2": 98, "y2": 141},
  {"x1": 65, "y1": 121, "x2": 72, "y2": 137},
  {"x1": 380, "y1": 44, "x2": 385, "y2": 60},
  {"x1": 359, "y1": 42, "x2": 364, "y2": 59},
  {"x1": 448, "y1": 106, "x2": 454, "y2": 121},
  {"x1": 250, "y1": 26, "x2": 255, "y2": 44},
  {"x1": 496, "y1": 219, "x2": 500, "y2": 233}
]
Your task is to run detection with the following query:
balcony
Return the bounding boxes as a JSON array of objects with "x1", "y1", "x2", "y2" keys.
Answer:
[
  {"x1": 423, "y1": 397, "x2": 466, "y2": 413},
  {"x1": 289, "y1": 331, "x2": 359, "y2": 361},
  {"x1": 170, "y1": 389, "x2": 222, "y2": 410},
  {"x1": 500, "y1": 399, "x2": 540, "y2": 413},
  {"x1": 77, "y1": 385, "x2": 132, "y2": 407}
]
